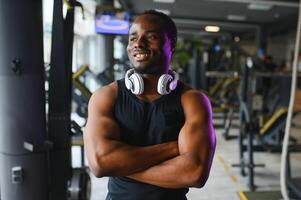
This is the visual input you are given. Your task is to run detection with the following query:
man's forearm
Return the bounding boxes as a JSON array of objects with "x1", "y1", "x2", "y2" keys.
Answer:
[
  {"x1": 90, "y1": 140, "x2": 179, "y2": 177},
  {"x1": 127, "y1": 153, "x2": 205, "y2": 189}
]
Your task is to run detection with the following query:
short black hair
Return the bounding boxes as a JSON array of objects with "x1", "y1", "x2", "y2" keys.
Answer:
[{"x1": 140, "y1": 10, "x2": 177, "y2": 50}]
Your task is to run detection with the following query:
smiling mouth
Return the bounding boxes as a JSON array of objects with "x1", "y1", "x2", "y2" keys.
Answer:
[{"x1": 133, "y1": 53, "x2": 150, "y2": 61}]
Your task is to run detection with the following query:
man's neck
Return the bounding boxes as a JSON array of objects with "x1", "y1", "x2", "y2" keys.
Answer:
[{"x1": 140, "y1": 74, "x2": 161, "y2": 95}]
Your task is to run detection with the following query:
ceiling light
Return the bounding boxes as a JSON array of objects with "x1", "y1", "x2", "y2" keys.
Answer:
[
  {"x1": 155, "y1": 9, "x2": 171, "y2": 15},
  {"x1": 248, "y1": 3, "x2": 273, "y2": 11},
  {"x1": 234, "y1": 36, "x2": 240, "y2": 42},
  {"x1": 205, "y1": 26, "x2": 220, "y2": 33},
  {"x1": 153, "y1": 0, "x2": 175, "y2": 3},
  {"x1": 227, "y1": 15, "x2": 246, "y2": 21}
]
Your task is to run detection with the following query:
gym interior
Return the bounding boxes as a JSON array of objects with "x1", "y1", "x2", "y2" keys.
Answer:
[{"x1": 1, "y1": 0, "x2": 301, "y2": 200}]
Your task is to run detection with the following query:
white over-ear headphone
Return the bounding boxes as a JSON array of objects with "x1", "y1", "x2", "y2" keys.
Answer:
[{"x1": 125, "y1": 69, "x2": 178, "y2": 95}]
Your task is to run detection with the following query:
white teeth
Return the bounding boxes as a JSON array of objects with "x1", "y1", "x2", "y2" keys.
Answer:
[{"x1": 135, "y1": 53, "x2": 148, "y2": 59}]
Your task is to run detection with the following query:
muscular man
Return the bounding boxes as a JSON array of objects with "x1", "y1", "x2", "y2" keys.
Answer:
[{"x1": 84, "y1": 10, "x2": 216, "y2": 200}]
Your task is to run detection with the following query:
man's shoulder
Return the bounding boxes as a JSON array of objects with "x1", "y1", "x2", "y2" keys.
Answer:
[
  {"x1": 93, "y1": 81, "x2": 117, "y2": 97},
  {"x1": 181, "y1": 84, "x2": 208, "y2": 99},
  {"x1": 180, "y1": 84, "x2": 212, "y2": 112},
  {"x1": 89, "y1": 81, "x2": 119, "y2": 109}
]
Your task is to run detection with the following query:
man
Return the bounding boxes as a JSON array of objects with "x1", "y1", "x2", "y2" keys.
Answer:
[{"x1": 84, "y1": 10, "x2": 216, "y2": 200}]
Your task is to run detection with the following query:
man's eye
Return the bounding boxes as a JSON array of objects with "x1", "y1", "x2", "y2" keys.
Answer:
[
  {"x1": 129, "y1": 37, "x2": 136, "y2": 42},
  {"x1": 148, "y1": 35, "x2": 157, "y2": 40}
]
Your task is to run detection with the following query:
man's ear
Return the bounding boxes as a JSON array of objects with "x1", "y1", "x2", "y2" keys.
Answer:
[{"x1": 170, "y1": 39, "x2": 176, "y2": 53}]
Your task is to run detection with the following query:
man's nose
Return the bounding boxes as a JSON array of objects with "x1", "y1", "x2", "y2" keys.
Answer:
[{"x1": 134, "y1": 36, "x2": 147, "y2": 48}]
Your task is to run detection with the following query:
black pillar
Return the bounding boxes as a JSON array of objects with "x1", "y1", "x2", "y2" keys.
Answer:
[{"x1": 0, "y1": 1, "x2": 48, "y2": 200}]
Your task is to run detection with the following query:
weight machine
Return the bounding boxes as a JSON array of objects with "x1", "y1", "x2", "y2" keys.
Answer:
[{"x1": 233, "y1": 58, "x2": 301, "y2": 191}]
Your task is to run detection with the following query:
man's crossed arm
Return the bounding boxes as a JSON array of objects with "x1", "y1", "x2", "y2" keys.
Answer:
[
  {"x1": 84, "y1": 82, "x2": 216, "y2": 188},
  {"x1": 127, "y1": 89, "x2": 216, "y2": 188}
]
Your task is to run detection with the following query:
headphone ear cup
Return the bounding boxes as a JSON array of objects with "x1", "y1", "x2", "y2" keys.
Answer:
[
  {"x1": 129, "y1": 73, "x2": 144, "y2": 95},
  {"x1": 125, "y1": 69, "x2": 134, "y2": 90},
  {"x1": 169, "y1": 71, "x2": 178, "y2": 91},
  {"x1": 157, "y1": 74, "x2": 173, "y2": 95}
]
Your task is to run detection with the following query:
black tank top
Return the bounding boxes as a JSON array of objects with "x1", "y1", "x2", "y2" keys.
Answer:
[{"x1": 107, "y1": 79, "x2": 188, "y2": 200}]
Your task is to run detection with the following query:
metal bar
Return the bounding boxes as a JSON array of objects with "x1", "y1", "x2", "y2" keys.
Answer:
[
  {"x1": 205, "y1": 71, "x2": 239, "y2": 78},
  {"x1": 174, "y1": 18, "x2": 261, "y2": 29},
  {"x1": 73, "y1": 79, "x2": 92, "y2": 99},
  {"x1": 72, "y1": 65, "x2": 90, "y2": 80},
  {"x1": 254, "y1": 72, "x2": 301, "y2": 77},
  {"x1": 248, "y1": 124, "x2": 255, "y2": 191},
  {"x1": 206, "y1": 0, "x2": 299, "y2": 8}
]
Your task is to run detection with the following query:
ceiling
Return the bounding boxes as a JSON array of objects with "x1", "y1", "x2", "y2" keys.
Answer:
[{"x1": 119, "y1": 0, "x2": 299, "y2": 41}]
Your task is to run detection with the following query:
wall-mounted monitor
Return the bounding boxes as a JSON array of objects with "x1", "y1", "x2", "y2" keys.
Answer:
[{"x1": 95, "y1": 11, "x2": 130, "y2": 35}]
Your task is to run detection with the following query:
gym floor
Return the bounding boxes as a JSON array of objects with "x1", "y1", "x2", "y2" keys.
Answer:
[{"x1": 71, "y1": 113, "x2": 301, "y2": 200}]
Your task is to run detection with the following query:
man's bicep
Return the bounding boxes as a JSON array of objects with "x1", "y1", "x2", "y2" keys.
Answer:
[
  {"x1": 84, "y1": 85, "x2": 121, "y2": 149},
  {"x1": 178, "y1": 123, "x2": 212, "y2": 155},
  {"x1": 83, "y1": 85, "x2": 122, "y2": 171},
  {"x1": 179, "y1": 90, "x2": 216, "y2": 158},
  {"x1": 85, "y1": 116, "x2": 120, "y2": 143}
]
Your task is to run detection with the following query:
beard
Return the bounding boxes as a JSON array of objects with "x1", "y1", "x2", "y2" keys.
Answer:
[
  {"x1": 134, "y1": 64, "x2": 159, "y2": 74},
  {"x1": 128, "y1": 49, "x2": 169, "y2": 75},
  {"x1": 133, "y1": 58, "x2": 168, "y2": 75}
]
